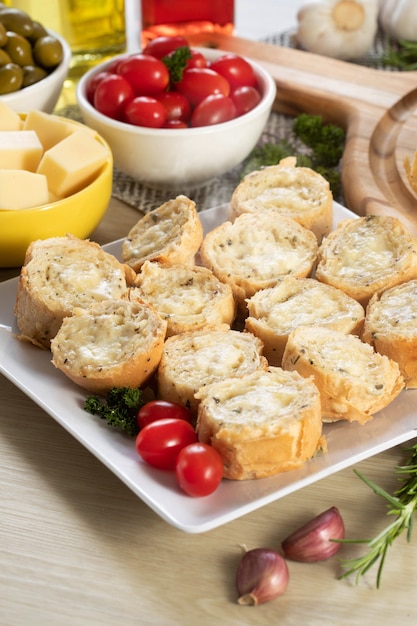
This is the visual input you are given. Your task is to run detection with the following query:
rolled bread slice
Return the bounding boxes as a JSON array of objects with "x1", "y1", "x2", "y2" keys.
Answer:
[
  {"x1": 362, "y1": 279, "x2": 417, "y2": 388},
  {"x1": 121, "y1": 195, "x2": 203, "y2": 272},
  {"x1": 245, "y1": 277, "x2": 365, "y2": 365},
  {"x1": 14, "y1": 235, "x2": 136, "y2": 349},
  {"x1": 157, "y1": 327, "x2": 268, "y2": 414},
  {"x1": 131, "y1": 260, "x2": 236, "y2": 337},
  {"x1": 315, "y1": 215, "x2": 417, "y2": 307},
  {"x1": 199, "y1": 212, "x2": 318, "y2": 309},
  {"x1": 195, "y1": 366, "x2": 324, "y2": 480},
  {"x1": 50, "y1": 298, "x2": 167, "y2": 394},
  {"x1": 282, "y1": 325, "x2": 404, "y2": 424},
  {"x1": 230, "y1": 157, "x2": 333, "y2": 242}
]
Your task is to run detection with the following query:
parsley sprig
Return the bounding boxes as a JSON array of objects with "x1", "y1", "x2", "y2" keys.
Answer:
[
  {"x1": 339, "y1": 441, "x2": 417, "y2": 588},
  {"x1": 84, "y1": 387, "x2": 144, "y2": 437}
]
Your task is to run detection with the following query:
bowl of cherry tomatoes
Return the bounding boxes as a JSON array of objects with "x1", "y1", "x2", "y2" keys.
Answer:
[{"x1": 76, "y1": 36, "x2": 276, "y2": 188}]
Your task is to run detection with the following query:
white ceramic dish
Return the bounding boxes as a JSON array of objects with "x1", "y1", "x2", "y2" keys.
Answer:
[
  {"x1": 1, "y1": 202, "x2": 416, "y2": 534},
  {"x1": 0, "y1": 31, "x2": 71, "y2": 113},
  {"x1": 76, "y1": 48, "x2": 276, "y2": 188}
]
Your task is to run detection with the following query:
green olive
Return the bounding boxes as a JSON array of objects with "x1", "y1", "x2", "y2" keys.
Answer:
[
  {"x1": 0, "y1": 7, "x2": 34, "y2": 39},
  {"x1": 29, "y1": 20, "x2": 49, "y2": 43},
  {"x1": 0, "y1": 48, "x2": 11, "y2": 66},
  {"x1": 3, "y1": 30, "x2": 34, "y2": 67},
  {"x1": 0, "y1": 62, "x2": 23, "y2": 94},
  {"x1": 0, "y1": 20, "x2": 6, "y2": 46},
  {"x1": 33, "y1": 35, "x2": 63, "y2": 69},
  {"x1": 21, "y1": 64, "x2": 47, "y2": 88}
]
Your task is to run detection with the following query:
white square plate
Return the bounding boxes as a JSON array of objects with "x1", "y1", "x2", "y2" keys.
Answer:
[{"x1": 1, "y1": 202, "x2": 416, "y2": 533}]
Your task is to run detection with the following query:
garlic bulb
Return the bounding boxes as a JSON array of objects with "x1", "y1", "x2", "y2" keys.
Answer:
[
  {"x1": 379, "y1": 0, "x2": 417, "y2": 41},
  {"x1": 296, "y1": 0, "x2": 379, "y2": 60}
]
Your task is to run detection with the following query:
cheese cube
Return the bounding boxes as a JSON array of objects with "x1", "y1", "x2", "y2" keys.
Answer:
[
  {"x1": 0, "y1": 130, "x2": 43, "y2": 171},
  {"x1": 0, "y1": 169, "x2": 49, "y2": 210},
  {"x1": 0, "y1": 101, "x2": 23, "y2": 130},
  {"x1": 23, "y1": 110, "x2": 77, "y2": 151},
  {"x1": 37, "y1": 130, "x2": 109, "y2": 198}
]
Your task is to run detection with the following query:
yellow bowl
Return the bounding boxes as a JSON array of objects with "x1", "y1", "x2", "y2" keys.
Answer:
[{"x1": 0, "y1": 116, "x2": 113, "y2": 268}]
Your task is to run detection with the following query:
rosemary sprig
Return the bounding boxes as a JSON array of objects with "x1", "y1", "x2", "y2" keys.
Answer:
[{"x1": 339, "y1": 441, "x2": 417, "y2": 588}]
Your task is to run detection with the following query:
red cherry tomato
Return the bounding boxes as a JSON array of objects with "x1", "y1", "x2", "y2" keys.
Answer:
[
  {"x1": 210, "y1": 53, "x2": 257, "y2": 90},
  {"x1": 157, "y1": 91, "x2": 191, "y2": 123},
  {"x1": 142, "y1": 35, "x2": 189, "y2": 59},
  {"x1": 86, "y1": 70, "x2": 112, "y2": 105},
  {"x1": 175, "y1": 443, "x2": 224, "y2": 497},
  {"x1": 135, "y1": 418, "x2": 197, "y2": 470},
  {"x1": 176, "y1": 67, "x2": 230, "y2": 107},
  {"x1": 191, "y1": 93, "x2": 236, "y2": 127},
  {"x1": 230, "y1": 85, "x2": 262, "y2": 116},
  {"x1": 163, "y1": 119, "x2": 188, "y2": 129},
  {"x1": 93, "y1": 74, "x2": 134, "y2": 120},
  {"x1": 186, "y1": 49, "x2": 207, "y2": 69},
  {"x1": 117, "y1": 53, "x2": 169, "y2": 96},
  {"x1": 123, "y1": 96, "x2": 167, "y2": 127},
  {"x1": 137, "y1": 400, "x2": 193, "y2": 430}
]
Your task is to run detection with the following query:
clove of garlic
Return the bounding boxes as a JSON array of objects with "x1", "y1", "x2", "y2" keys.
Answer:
[
  {"x1": 281, "y1": 506, "x2": 345, "y2": 562},
  {"x1": 236, "y1": 548, "x2": 289, "y2": 606}
]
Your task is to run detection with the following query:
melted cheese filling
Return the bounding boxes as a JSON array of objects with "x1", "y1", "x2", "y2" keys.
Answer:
[
  {"x1": 368, "y1": 282, "x2": 417, "y2": 336},
  {"x1": 166, "y1": 333, "x2": 261, "y2": 383}
]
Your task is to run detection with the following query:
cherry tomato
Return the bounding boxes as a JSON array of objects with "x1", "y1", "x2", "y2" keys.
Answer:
[
  {"x1": 175, "y1": 443, "x2": 224, "y2": 497},
  {"x1": 157, "y1": 91, "x2": 191, "y2": 122},
  {"x1": 176, "y1": 67, "x2": 230, "y2": 107},
  {"x1": 86, "y1": 70, "x2": 112, "y2": 105},
  {"x1": 135, "y1": 418, "x2": 197, "y2": 470},
  {"x1": 210, "y1": 53, "x2": 257, "y2": 90},
  {"x1": 186, "y1": 49, "x2": 207, "y2": 69},
  {"x1": 191, "y1": 93, "x2": 236, "y2": 127},
  {"x1": 123, "y1": 96, "x2": 166, "y2": 127},
  {"x1": 117, "y1": 53, "x2": 169, "y2": 96},
  {"x1": 93, "y1": 74, "x2": 134, "y2": 120},
  {"x1": 163, "y1": 119, "x2": 188, "y2": 129},
  {"x1": 230, "y1": 85, "x2": 261, "y2": 116},
  {"x1": 137, "y1": 400, "x2": 193, "y2": 430},
  {"x1": 142, "y1": 35, "x2": 188, "y2": 59}
]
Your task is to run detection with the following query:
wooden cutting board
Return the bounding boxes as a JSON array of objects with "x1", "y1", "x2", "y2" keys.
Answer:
[{"x1": 189, "y1": 33, "x2": 417, "y2": 235}]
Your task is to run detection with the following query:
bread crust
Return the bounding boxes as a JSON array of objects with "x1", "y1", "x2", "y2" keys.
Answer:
[
  {"x1": 50, "y1": 298, "x2": 167, "y2": 394},
  {"x1": 199, "y1": 212, "x2": 318, "y2": 309},
  {"x1": 246, "y1": 277, "x2": 365, "y2": 365},
  {"x1": 121, "y1": 195, "x2": 203, "y2": 272},
  {"x1": 195, "y1": 366, "x2": 324, "y2": 480},
  {"x1": 131, "y1": 260, "x2": 236, "y2": 336},
  {"x1": 157, "y1": 327, "x2": 268, "y2": 414},
  {"x1": 282, "y1": 326, "x2": 404, "y2": 424},
  {"x1": 316, "y1": 215, "x2": 417, "y2": 307},
  {"x1": 14, "y1": 235, "x2": 136, "y2": 349},
  {"x1": 362, "y1": 279, "x2": 417, "y2": 388},
  {"x1": 230, "y1": 157, "x2": 333, "y2": 242}
]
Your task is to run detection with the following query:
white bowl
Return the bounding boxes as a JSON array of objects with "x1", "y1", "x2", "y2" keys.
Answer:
[
  {"x1": 76, "y1": 48, "x2": 276, "y2": 188},
  {"x1": 0, "y1": 31, "x2": 71, "y2": 114}
]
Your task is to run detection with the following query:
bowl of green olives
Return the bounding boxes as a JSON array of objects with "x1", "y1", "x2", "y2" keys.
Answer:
[{"x1": 0, "y1": 5, "x2": 71, "y2": 112}]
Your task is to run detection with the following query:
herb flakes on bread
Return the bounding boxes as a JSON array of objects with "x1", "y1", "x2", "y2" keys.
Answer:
[
  {"x1": 121, "y1": 195, "x2": 203, "y2": 272},
  {"x1": 14, "y1": 235, "x2": 136, "y2": 349},
  {"x1": 282, "y1": 326, "x2": 404, "y2": 424},
  {"x1": 362, "y1": 278, "x2": 417, "y2": 388},
  {"x1": 51, "y1": 298, "x2": 167, "y2": 394},
  {"x1": 316, "y1": 215, "x2": 417, "y2": 307},
  {"x1": 195, "y1": 366, "x2": 325, "y2": 480},
  {"x1": 199, "y1": 212, "x2": 318, "y2": 310},
  {"x1": 230, "y1": 156, "x2": 333, "y2": 243}
]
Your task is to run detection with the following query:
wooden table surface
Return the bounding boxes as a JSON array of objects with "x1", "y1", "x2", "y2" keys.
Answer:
[{"x1": 2, "y1": 2, "x2": 417, "y2": 624}]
